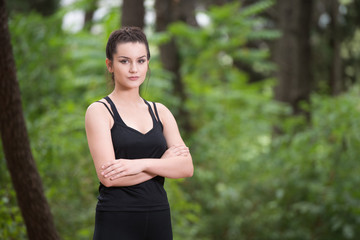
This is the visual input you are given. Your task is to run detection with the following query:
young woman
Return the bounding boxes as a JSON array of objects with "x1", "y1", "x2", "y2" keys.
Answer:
[{"x1": 85, "y1": 27, "x2": 193, "y2": 240}]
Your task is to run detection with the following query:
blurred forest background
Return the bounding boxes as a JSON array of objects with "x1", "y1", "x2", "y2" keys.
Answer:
[{"x1": 1, "y1": 0, "x2": 360, "y2": 239}]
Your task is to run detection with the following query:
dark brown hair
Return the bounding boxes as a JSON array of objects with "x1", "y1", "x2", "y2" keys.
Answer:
[{"x1": 106, "y1": 26, "x2": 151, "y2": 61}]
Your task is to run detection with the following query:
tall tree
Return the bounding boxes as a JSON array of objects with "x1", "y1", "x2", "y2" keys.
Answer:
[
  {"x1": 6, "y1": 0, "x2": 59, "y2": 16},
  {"x1": 198, "y1": 0, "x2": 231, "y2": 7},
  {"x1": 343, "y1": 0, "x2": 360, "y2": 85},
  {"x1": 121, "y1": 0, "x2": 145, "y2": 28},
  {"x1": 209, "y1": 0, "x2": 272, "y2": 83},
  {"x1": 312, "y1": 0, "x2": 345, "y2": 95},
  {"x1": 84, "y1": 0, "x2": 98, "y2": 31},
  {"x1": 155, "y1": 0, "x2": 197, "y2": 133},
  {"x1": 273, "y1": 0, "x2": 313, "y2": 116},
  {"x1": 328, "y1": 0, "x2": 343, "y2": 95},
  {"x1": 0, "y1": 0, "x2": 60, "y2": 239}
]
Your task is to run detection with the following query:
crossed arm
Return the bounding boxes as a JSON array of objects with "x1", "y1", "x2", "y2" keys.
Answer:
[{"x1": 85, "y1": 101, "x2": 194, "y2": 187}]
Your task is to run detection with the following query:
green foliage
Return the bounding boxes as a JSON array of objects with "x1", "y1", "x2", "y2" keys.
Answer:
[
  {"x1": 0, "y1": 150, "x2": 27, "y2": 239},
  {"x1": 262, "y1": 88, "x2": 360, "y2": 240},
  {"x1": 190, "y1": 86, "x2": 360, "y2": 239},
  {"x1": 166, "y1": 1, "x2": 279, "y2": 106},
  {"x1": 161, "y1": 1, "x2": 360, "y2": 239}
]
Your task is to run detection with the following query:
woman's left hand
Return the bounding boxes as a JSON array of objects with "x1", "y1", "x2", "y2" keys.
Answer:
[{"x1": 101, "y1": 159, "x2": 145, "y2": 180}]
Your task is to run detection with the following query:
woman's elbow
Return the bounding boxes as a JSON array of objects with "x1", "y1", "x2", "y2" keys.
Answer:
[
  {"x1": 99, "y1": 177, "x2": 113, "y2": 187},
  {"x1": 188, "y1": 166, "x2": 194, "y2": 177},
  {"x1": 103, "y1": 181, "x2": 113, "y2": 188},
  {"x1": 184, "y1": 161, "x2": 194, "y2": 178}
]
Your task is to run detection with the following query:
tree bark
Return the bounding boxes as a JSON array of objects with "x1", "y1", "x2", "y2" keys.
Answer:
[
  {"x1": 5, "y1": 0, "x2": 59, "y2": 16},
  {"x1": 83, "y1": 0, "x2": 98, "y2": 31},
  {"x1": 274, "y1": 0, "x2": 313, "y2": 116},
  {"x1": 155, "y1": 0, "x2": 197, "y2": 134},
  {"x1": 121, "y1": 0, "x2": 145, "y2": 28},
  {"x1": 0, "y1": 0, "x2": 60, "y2": 239},
  {"x1": 328, "y1": 0, "x2": 343, "y2": 95}
]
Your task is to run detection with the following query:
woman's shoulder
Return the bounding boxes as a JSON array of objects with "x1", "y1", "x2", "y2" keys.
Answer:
[
  {"x1": 150, "y1": 101, "x2": 176, "y2": 123},
  {"x1": 149, "y1": 101, "x2": 170, "y2": 114},
  {"x1": 152, "y1": 101, "x2": 166, "y2": 109},
  {"x1": 86, "y1": 98, "x2": 112, "y2": 118}
]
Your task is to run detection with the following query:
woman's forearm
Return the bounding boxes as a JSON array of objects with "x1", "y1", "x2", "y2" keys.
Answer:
[
  {"x1": 142, "y1": 155, "x2": 193, "y2": 179},
  {"x1": 102, "y1": 171, "x2": 156, "y2": 187},
  {"x1": 101, "y1": 147, "x2": 193, "y2": 181}
]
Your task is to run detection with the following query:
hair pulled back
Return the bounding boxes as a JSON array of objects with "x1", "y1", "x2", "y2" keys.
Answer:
[{"x1": 106, "y1": 26, "x2": 150, "y2": 61}]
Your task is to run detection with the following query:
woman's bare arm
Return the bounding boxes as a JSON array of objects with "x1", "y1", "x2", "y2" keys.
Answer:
[{"x1": 144, "y1": 103, "x2": 193, "y2": 177}]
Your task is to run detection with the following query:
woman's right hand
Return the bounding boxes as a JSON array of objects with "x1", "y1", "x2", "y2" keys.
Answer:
[{"x1": 161, "y1": 145, "x2": 190, "y2": 159}]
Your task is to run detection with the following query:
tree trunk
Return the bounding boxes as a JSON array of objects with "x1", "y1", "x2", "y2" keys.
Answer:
[
  {"x1": 0, "y1": 1, "x2": 60, "y2": 239},
  {"x1": 121, "y1": 0, "x2": 145, "y2": 28},
  {"x1": 6, "y1": 0, "x2": 59, "y2": 16},
  {"x1": 155, "y1": 0, "x2": 197, "y2": 134},
  {"x1": 329, "y1": 0, "x2": 343, "y2": 95},
  {"x1": 83, "y1": 0, "x2": 98, "y2": 31},
  {"x1": 274, "y1": 0, "x2": 313, "y2": 116}
]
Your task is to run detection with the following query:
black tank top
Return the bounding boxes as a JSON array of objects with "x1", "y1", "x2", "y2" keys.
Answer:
[{"x1": 95, "y1": 96, "x2": 169, "y2": 211}]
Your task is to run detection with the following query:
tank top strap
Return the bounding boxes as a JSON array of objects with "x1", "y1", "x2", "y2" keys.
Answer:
[
  {"x1": 152, "y1": 102, "x2": 163, "y2": 129},
  {"x1": 104, "y1": 96, "x2": 125, "y2": 124},
  {"x1": 143, "y1": 99, "x2": 164, "y2": 129},
  {"x1": 152, "y1": 102, "x2": 161, "y2": 122},
  {"x1": 142, "y1": 99, "x2": 157, "y2": 122},
  {"x1": 95, "y1": 101, "x2": 114, "y2": 119}
]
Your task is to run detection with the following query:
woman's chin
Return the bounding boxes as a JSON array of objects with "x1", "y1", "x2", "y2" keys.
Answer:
[{"x1": 117, "y1": 81, "x2": 144, "y2": 90}]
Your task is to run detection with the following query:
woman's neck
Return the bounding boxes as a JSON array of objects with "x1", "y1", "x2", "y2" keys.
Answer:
[{"x1": 109, "y1": 87, "x2": 143, "y2": 106}]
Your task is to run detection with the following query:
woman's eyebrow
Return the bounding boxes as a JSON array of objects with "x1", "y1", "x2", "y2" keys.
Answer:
[{"x1": 117, "y1": 55, "x2": 146, "y2": 59}]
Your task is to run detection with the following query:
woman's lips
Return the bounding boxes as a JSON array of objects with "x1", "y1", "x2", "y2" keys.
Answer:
[{"x1": 129, "y1": 76, "x2": 139, "y2": 80}]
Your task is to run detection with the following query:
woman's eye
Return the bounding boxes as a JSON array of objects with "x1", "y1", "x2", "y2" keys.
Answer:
[
  {"x1": 138, "y1": 59, "x2": 146, "y2": 64},
  {"x1": 120, "y1": 60, "x2": 128, "y2": 64}
]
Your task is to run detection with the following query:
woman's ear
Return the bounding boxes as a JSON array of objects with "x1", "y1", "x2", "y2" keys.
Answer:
[{"x1": 105, "y1": 58, "x2": 113, "y2": 72}]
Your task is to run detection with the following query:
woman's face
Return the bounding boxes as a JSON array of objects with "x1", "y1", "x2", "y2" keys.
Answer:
[{"x1": 107, "y1": 42, "x2": 149, "y2": 90}]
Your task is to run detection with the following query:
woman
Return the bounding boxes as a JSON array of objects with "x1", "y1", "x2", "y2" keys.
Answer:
[{"x1": 85, "y1": 26, "x2": 193, "y2": 240}]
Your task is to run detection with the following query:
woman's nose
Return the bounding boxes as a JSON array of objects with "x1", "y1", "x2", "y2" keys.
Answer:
[{"x1": 129, "y1": 63, "x2": 138, "y2": 73}]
